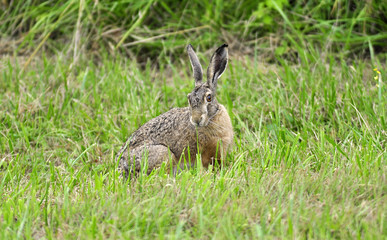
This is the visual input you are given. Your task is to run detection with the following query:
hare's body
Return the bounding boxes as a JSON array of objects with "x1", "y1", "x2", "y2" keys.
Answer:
[
  {"x1": 117, "y1": 105, "x2": 232, "y2": 175},
  {"x1": 117, "y1": 44, "x2": 233, "y2": 176}
]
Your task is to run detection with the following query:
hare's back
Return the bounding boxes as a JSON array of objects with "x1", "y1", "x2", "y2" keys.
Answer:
[{"x1": 128, "y1": 107, "x2": 191, "y2": 148}]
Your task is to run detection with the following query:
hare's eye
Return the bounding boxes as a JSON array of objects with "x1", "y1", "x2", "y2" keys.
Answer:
[{"x1": 206, "y1": 94, "x2": 212, "y2": 102}]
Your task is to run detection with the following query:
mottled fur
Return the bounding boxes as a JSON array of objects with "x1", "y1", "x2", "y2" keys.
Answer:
[{"x1": 117, "y1": 44, "x2": 233, "y2": 177}]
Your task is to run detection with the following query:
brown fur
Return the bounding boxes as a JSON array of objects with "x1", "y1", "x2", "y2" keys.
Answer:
[{"x1": 116, "y1": 44, "x2": 233, "y2": 177}]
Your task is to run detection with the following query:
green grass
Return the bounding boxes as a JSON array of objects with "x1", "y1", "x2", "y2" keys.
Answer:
[
  {"x1": 1, "y1": 0, "x2": 387, "y2": 62},
  {"x1": 1, "y1": 1, "x2": 386, "y2": 238},
  {"x1": 0, "y1": 45, "x2": 386, "y2": 239}
]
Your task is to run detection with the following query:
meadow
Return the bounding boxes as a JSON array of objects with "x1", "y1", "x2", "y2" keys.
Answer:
[{"x1": 0, "y1": 0, "x2": 386, "y2": 239}]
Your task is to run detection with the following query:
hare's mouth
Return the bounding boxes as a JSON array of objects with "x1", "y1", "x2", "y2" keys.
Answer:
[{"x1": 190, "y1": 116, "x2": 209, "y2": 127}]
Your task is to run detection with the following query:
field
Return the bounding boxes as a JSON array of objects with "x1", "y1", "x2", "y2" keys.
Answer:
[{"x1": 1, "y1": 0, "x2": 386, "y2": 239}]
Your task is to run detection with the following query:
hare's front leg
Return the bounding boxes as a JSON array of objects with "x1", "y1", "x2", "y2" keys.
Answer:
[{"x1": 208, "y1": 139, "x2": 231, "y2": 168}]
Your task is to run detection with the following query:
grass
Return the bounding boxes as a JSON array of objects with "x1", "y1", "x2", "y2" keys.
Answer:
[
  {"x1": 0, "y1": 43, "x2": 386, "y2": 239},
  {"x1": 1, "y1": 1, "x2": 386, "y2": 238},
  {"x1": 1, "y1": 0, "x2": 387, "y2": 62}
]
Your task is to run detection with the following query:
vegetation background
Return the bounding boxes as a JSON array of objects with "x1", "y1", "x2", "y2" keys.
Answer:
[{"x1": 0, "y1": 0, "x2": 386, "y2": 239}]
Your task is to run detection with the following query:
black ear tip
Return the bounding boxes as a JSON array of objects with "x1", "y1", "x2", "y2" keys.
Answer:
[
  {"x1": 187, "y1": 44, "x2": 194, "y2": 51},
  {"x1": 215, "y1": 44, "x2": 228, "y2": 54}
]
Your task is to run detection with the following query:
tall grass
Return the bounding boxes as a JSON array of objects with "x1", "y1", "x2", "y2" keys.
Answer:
[{"x1": 1, "y1": 0, "x2": 387, "y2": 62}]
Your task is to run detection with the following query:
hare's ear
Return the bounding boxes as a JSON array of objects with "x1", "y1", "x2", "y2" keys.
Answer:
[
  {"x1": 207, "y1": 44, "x2": 228, "y2": 91},
  {"x1": 187, "y1": 44, "x2": 203, "y2": 87}
]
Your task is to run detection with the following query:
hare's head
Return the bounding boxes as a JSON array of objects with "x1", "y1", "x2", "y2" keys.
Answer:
[{"x1": 186, "y1": 44, "x2": 228, "y2": 127}]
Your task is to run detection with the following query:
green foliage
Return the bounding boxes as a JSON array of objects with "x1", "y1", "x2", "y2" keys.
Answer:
[
  {"x1": 252, "y1": 0, "x2": 288, "y2": 25},
  {"x1": 1, "y1": 0, "x2": 386, "y2": 61}
]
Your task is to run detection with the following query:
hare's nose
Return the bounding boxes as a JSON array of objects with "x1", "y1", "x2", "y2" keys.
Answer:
[
  {"x1": 193, "y1": 116, "x2": 204, "y2": 125},
  {"x1": 197, "y1": 115, "x2": 206, "y2": 126},
  {"x1": 190, "y1": 115, "x2": 205, "y2": 127}
]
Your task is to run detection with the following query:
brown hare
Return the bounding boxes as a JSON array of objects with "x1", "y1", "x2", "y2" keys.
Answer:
[{"x1": 117, "y1": 44, "x2": 233, "y2": 177}]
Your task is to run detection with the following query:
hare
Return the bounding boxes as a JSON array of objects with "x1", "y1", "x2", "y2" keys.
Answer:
[{"x1": 117, "y1": 44, "x2": 233, "y2": 177}]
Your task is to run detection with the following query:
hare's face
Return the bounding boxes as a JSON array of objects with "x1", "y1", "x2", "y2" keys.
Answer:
[
  {"x1": 186, "y1": 43, "x2": 228, "y2": 127},
  {"x1": 187, "y1": 85, "x2": 217, "y2": 127}
]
